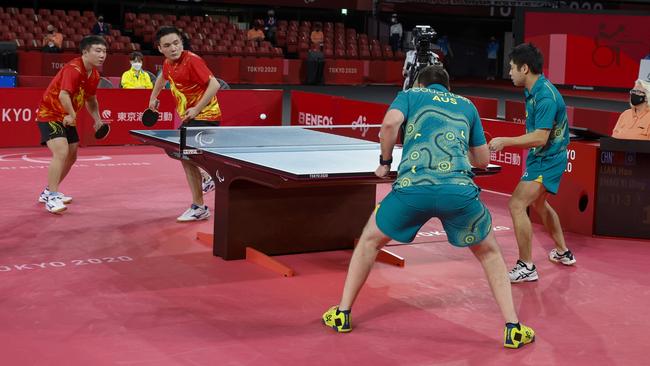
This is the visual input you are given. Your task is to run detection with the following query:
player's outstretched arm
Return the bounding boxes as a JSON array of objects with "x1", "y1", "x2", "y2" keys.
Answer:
[
  {"x1": 489, "y1": 129, "x2": 550, "y2": 152},
  {"x1": 469, "y1": 144, "x2": 490, "y2": 169},
  {"x1": 85, "y1": 95, "x2": 102, "y2": 127},
  {"x1": 148, "y1": 75, "x2": 167, "y2": 111},
  {"x1": 58, "y1": 90, "x2": 76, "y2": 126}
]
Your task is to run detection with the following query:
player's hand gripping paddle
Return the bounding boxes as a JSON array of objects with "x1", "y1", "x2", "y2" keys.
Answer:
[
  {"x1": 94, "y1": 123, "x2": 111, "y2": 140},
  {"x1": 142, "y1": 100, "x2": 160, "y2": 127}
]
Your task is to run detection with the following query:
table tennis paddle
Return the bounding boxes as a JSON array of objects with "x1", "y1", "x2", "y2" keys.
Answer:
[
  {"x1": 142, "y1": 108, "x2": 160, "y2": 127},
  {"x1": 94, "y1": 123, "x2": 110, "y2": 140}
]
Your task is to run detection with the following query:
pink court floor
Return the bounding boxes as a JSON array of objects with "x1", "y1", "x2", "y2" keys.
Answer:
[{"x1": 0, "y1": 145, "x2": 647, "y2": 366}]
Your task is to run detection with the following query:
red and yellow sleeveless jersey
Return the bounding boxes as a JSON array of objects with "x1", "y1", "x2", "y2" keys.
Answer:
[
  {"x1": 37, "y1": 57, "x2": 100, "y2": 125},
  {"x1": 162, "y1": 51, "x2": 221, "y2": 122}
]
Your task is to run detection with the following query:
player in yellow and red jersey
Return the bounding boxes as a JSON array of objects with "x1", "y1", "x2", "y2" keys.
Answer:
[
  {"x1": 147, "y1": 26, "x2": 221, "y2": 222},
  {"x1": 37, "y1": 35, "x2": 108, "y2": 214}
]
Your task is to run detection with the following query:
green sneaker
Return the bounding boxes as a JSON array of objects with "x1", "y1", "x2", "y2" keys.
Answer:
[{"x1": 322, "y1": 306, "x2": 351, "y2": 333}]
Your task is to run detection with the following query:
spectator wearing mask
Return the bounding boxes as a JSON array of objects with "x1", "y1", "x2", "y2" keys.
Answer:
[
  {"x1": 612, "y1": 79, "x2": 650, "y2": 140},
  {"x1": 389, "y1": 14, "x2": 402, "y2": 53},
  {"x1": 264, "y1": 9, "x2": 277, "y2": 44},
  {"x1": 92, "y1": 15, "x2": 110, "y2": 36},
  {"x1": 120, "y1": 52, "x2": 153, "y2": 89},
  {"x1": 42, "y1": 24, "x2": 63, "y2": 53}
]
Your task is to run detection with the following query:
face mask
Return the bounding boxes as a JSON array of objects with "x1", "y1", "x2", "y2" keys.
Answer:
[
  {"x1": 132, "y1": 62, "x2": 142, "y2": 71},
  {"x1": 630, "y1": 90, "x2": 647, "y2": 106}
]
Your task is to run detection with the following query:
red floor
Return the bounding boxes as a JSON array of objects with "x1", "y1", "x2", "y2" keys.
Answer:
[{"x1": 0, "y1": 146, "x2": 647, "y2": 365}]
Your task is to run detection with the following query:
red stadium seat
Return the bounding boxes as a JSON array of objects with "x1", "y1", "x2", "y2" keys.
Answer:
[
  {"x1": 359, "y1": 48, "x2": 371, "y2": 60},
  {"x1": 371, "y1": 47, "x2": 382, "y2": 59},
  {"x1": 382, "y1": 45, "x2": 394, "y2": 59},
  {"x1": 214, "y1": 45, "x2": 228, "y2": 56},
  {"x1": 286, "y1": 35, "x2": 298, "y2": 53},
  {"x1": 68, "y1": 10, "x2": 80, "y2": 17},
  {"x1": 271, "y1": 47, "x2": 283, "y2": 58},
  {"x1": 257, "y1": 46, "x2": 271, "y2": 57},
  {"x1": 243, "y1": 46, "x2": 256, "y2": 57},
  {"x1": 110, "y1": 42, "x2": 126, "y2": 53},
  {"x1": 230, "y1": 46, "x2": 243, "y2": 57},
  {"x1": 335, "y1": 48, "x2": 346, "y2": 59},
  {"x1": 1, "y1": 32, "x2": 16, "y2": 41},
  {"x1": 275, "y1": 30, "x2": 287, "y2": 47},
  {"x1": 200, "y1": 44, "x2": 215, "y2": 55}
]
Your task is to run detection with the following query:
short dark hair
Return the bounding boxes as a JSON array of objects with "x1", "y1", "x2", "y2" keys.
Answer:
[
  {"x1": 416, "y1": 65, "x2": 450, "y2": 90},
  {"x1": 79, "y1": 35, "x2": 107, "y2": 52},
  {"x1": 508, "y1": 43, "x2": 544, "y2": 74},
  {"x1": 155, "y1": 26, "x2": 183, "y2": 44},
  {"x1": 129, "y1": 51, "x2": 144, "y2": 61}
]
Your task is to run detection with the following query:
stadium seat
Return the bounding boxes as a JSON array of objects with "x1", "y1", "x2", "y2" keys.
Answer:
[{"x1": 271, "y1": 47, "x2": 283, "y2": 58}]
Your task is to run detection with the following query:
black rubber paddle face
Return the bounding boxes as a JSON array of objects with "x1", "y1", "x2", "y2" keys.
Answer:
[
  {"x1": 95, "y1": 123, "x2": 110, "y2": 139},
  {"x1": 142, "y1": 109, "x2": 160, "y2": 127}
]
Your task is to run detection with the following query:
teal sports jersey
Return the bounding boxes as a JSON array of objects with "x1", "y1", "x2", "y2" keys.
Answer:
[
  {"x1": 524, "y1": 75, "x2": 570, "y2": 157},
  {"x1": 388, "y1": 84, "x2": 486, "y2": 188}
]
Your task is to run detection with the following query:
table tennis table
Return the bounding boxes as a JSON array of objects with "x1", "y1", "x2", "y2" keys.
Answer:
[{"x1": 130, "y1": 126, "x2": 500, "y2": 261}]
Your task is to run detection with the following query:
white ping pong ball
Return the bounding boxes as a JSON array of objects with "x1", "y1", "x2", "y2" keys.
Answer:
[{"x1": 260, "y1": 113, "x2": 267, "y2": 120}]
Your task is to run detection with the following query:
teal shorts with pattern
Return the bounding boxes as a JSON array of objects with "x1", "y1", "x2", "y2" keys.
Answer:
[
  {"x1": 375, "y1": 184, "x2": 492, "y2": 247},
  {"x1": 522, "y1": 152, "x2": 567, "y2": 195}
]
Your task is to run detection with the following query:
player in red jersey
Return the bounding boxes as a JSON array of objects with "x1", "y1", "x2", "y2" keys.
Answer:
[
  {"x1": 37, "y1": 35, "x2": 108, "y2": 214},
  {"x1": 147, "y1": 26, "x2": 221, "y2": 222}
]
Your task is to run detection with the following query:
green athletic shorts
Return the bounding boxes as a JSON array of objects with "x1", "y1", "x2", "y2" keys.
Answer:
[{"x1": 375, "y1": 184, "x2": 492, "y2": 247}]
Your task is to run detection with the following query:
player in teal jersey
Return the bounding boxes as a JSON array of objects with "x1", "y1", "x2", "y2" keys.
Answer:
[
  {"x1": 489, "y1": 43, "x2": 576, "y2": 284},
  {"x1": 322, "y1": 65, "x2": 534, "y2": 349}
]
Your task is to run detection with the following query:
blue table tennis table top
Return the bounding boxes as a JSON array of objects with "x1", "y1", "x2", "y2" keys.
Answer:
[{"x1": 131, "y1": 126, "x2": 498, "y2": 179}]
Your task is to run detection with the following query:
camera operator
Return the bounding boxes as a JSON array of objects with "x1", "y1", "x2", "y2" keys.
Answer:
[{"x1": 402, "y1": 26, "x2": 441, "y2": 91}]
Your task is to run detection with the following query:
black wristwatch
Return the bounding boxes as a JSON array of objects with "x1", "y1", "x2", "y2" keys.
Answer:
[{"x1": 379, "y1": 155, "x2": 393, "y2": 166}]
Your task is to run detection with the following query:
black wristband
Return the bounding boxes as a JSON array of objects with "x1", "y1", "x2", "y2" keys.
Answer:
[{"x1": 379, "y1": 155, "x2": 393, "y2": 166}]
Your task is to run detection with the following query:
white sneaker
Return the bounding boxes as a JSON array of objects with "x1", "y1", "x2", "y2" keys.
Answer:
[
  {"x1": 39, "y1": 188, "x2": 72, "y2": 204},
  {"x1": 549, "y1": 248, "x2": 576, "y2": 266},
  {"x1": 202, "y1": 177, "x2": 215, "y2": 194},
  {"x1": 508, "y1": 260, "x2": 538, "y2": 283},
  {"x1": 177, "y1": 204, "x2": 211, "y2": 222},
  {"x1": 45, "y1": 194, "x2": 67, "y2": 214}
]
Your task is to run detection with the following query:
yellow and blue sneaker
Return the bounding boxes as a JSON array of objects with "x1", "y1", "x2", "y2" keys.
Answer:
[
  {"x1": 322, "y1": 306, "x2": 351, "y2": 333},
  {"x1": 504, "y1": 323, "x2": 535, "y2": 349}
]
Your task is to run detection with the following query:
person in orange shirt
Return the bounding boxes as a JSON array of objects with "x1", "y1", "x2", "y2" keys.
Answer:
[
  {"x1": 37, "y1": 35, "x2": 108, "y2": 213},
  {"x1": 612, "y1": 79, "x2": 650, "y2": 140},
  {"x1": 42, "y1": 24, "x2": 64, "y2": 53},
  {"x1": 247, "y1": 20, "x2": 265, "y2": 42},
  {"x1": 310, "y1": 24, "x2": 324, "y2": 47},
  {"x1": 147, "y1": 26, "x2": 221, "y2": 222}
]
